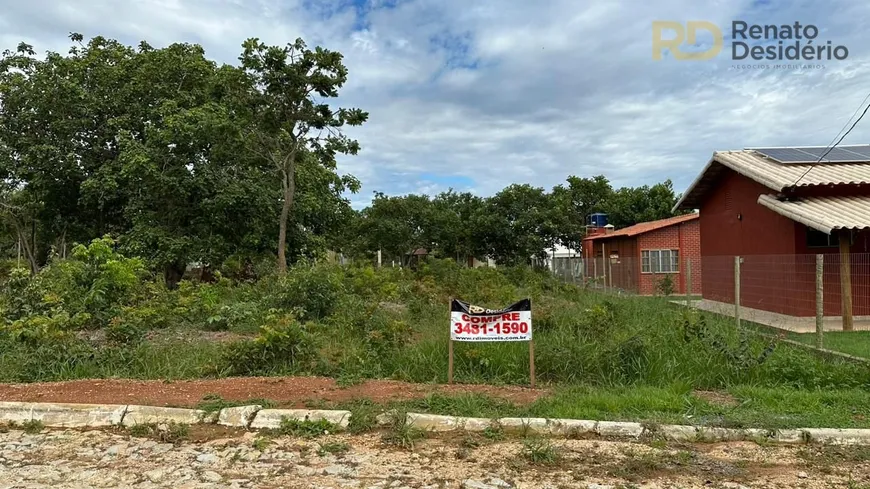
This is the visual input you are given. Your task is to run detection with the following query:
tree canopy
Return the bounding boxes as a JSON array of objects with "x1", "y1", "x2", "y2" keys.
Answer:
[
  {"x1": 0, "y1": 33, "x2": 684, "y2": 278},
  {"x1": 0, "y1": 34, "x2": 362, "y2": 282},
  {"x1": 349, "y1": 175, "x2": 684, "y2": 266}
]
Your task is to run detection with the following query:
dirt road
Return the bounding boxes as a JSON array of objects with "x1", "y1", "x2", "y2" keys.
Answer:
[
  {"x1": 0, "y1": 376, "x2": 544, "y2": 408},
  {"x1": 0, "y1": 425, "x2": 866, "y2": 488}
]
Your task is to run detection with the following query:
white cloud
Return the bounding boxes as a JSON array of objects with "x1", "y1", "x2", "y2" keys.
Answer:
[{"x1": 3, "y1": 0, "x2": 870, "y2": 206}]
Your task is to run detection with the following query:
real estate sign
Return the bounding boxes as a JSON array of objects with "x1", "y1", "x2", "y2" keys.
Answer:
[{"x1": 450, "y1": 298, "x2": 532, "y2": 342}]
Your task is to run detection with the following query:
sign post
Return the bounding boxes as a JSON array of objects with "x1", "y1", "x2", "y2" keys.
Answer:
[
  {"x1": 448, "y1": 297, "x2": 454, "y2": 384},
  {"x1": 449, "y1": 298, "x2": 534, "y2": 387}
]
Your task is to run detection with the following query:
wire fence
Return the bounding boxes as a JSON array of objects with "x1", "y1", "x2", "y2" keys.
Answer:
[{"x1": 550, "y1": 253, "x2": 870, "y2": 341}]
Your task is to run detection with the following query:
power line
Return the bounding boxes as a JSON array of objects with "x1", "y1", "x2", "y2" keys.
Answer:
[
  {"x1": 827, "y1": 92, "x2": 870, "y2": 149},
  {"x1": 791, "y1": 93, "x2": 870, "y2": 188}
]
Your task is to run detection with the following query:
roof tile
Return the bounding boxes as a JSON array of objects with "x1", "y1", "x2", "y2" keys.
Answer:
[{"x1": 583, "y1": 213, "x2": 698, "y2": 241}]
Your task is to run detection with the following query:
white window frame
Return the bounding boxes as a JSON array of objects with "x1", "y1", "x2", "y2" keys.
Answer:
[{"x1": 641, "y1": 249, "x2": 679, "y2": 274}]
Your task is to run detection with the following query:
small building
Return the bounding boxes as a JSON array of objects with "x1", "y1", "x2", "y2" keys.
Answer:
[
  {"x1": 582, "y1": 213, "x2": 701, "y2": 295},
  {"x1": 674, "y1": 146, "x2": 870, "y2": 324},
  {"x1": 535, "y1": 244, "x2": 581, "y2": 276}
]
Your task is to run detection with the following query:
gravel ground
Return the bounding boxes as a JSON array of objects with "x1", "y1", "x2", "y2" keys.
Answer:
[{"x1": 0, "y1": 426, "x2": 868, "y2": 489}]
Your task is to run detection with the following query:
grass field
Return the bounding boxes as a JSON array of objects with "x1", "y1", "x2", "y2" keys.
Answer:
[
  {"x1": 788, "y1": 331, "x2": 870, "y2": 359},
  {"x1": 336, "y1": 385, "x2": 870, "y2": 430},
  {"x1": 747, "y1": 322, "x2": 870, "y2": 359},
  {"x1": 3, "y1": 246, "x2": 870, "y2": 429}
]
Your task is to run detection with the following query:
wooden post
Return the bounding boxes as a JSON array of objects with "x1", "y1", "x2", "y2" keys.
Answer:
[
  {"x1": 601, "y1": 242, "x2": 606, "y2": 291},
  {"x1": 448, "y1": 297, "x2": 454, "y2": 385},
  {"x1": 839, "y1": 230, "x2": 854, "y2": 331},
  {"x1": 607, "y1": 252, "x2": 613, "y2": 291},
  {"x1": 734, "y1": 256, "x2": 741, "y2": 329},
  {"x1": 377, "y1": 249, "x2": 382, "y2": 268},
  {"x1": 529, "y1": 338, "x2": 536, "y2": 389},
  {"x1": 816, "y1": 254, "x2": 824, "y2": 348},
  {"x1": 686, "y1": 258, "x2": 692, "y2": 307},
  {"x1": 593, "y1": 256, "x2": 598, "y2": 287}
]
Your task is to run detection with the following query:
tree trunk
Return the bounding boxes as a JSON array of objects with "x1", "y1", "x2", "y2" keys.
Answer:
[
  {"x1": 163, "y1": 262, "x2": 186, "y2": 289},
  {"x1": 277, "y1": 160, "x2": 297, "y2": 273},
  {"x1": 11, "y1": 219, "x2": 38, "y2": 275}
]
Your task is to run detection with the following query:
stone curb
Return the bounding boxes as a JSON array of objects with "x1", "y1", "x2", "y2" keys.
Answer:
[
  {"x1": 2, "y1": 402, "x2": 870, "y2": 445},
  {"x1": 249, "y1": 409, "x2": 352, "y2": 430},
  {"x1": 121, "y1": 405, "x2": 216, "y2": 427},
  {"x1": 0, "y1": 401, "x2": 126, "y2": 428},
  {"x1": 218, "y1": 405, "x2": 262, "y2": 428}
]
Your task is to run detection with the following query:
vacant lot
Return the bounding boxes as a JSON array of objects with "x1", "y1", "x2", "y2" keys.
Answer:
[{"x1": 2, "y1": 242, "x2": 870, "y2": 429}]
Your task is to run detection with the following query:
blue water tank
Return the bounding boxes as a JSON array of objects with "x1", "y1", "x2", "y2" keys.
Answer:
[{"x1": 587, "y1": 213, "x2": 608, "y2": 227}]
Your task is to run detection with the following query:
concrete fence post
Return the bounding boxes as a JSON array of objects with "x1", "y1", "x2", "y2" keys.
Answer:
[
  {"x1": 816, "y1": 253, "x2": 824, "y2": 348},
  {"x1": 734, "y1": 256, "x2": 741, "y2": 329}
]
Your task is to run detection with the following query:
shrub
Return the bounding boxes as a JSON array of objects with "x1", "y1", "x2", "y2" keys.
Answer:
[
  {"x1": 577, "y1": 302, "x2": 617, "y2": 336},
  {"x1": 268, "y1": 264, "x2": 344, "y2": 320},
  {"x1": 107, "y1": 302, "x2": 172, "y2": 344},
  {"x1": 2, "y1": 312, "x2": 83, "y2": 346},
  {"x1": 656, "y1": 275, "x2": 675, "y2": 296},
  {"x1": 1, "y1": 267, "x2": 45, "y2": 320},
  {"x1": 63, "y1": 236, "x2": 148, "y2": 320},
  {"x1": 221, "y1": 314, "x2": 315, "y2": 375}
]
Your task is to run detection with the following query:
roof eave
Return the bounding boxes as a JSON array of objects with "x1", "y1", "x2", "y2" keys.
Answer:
[
  {"x1": 675, "y1": 152, "x2": 786, "y2": 212},
  {"x1": 756, "y1": 194, "x2": 833, "y2": 234},
  {"x1": 673, "y1": 156, "x2": 715, "y2": 212}
]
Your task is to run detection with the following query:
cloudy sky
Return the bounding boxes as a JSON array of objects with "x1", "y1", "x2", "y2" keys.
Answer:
[{"x1": 2, "y1": 0, "x2": 869, "y2": 207}]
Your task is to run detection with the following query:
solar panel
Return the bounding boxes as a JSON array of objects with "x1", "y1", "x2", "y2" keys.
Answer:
[
  {"x1": 752, "y1": 148, "x2": 817, "y2": 163},
  {"x1": 751, "y1": 145, "x2": 870, "y2": 164},
  {"x1": 841, "y1": 146, "x2": 870, "y2": 159}
]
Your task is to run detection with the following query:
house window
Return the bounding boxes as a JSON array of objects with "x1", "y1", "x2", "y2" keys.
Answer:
[
  {"x1": 641, "y1": 249, "x2": 679, "y2": 273},
  {"x1": 806, "y1": 227, "x2": 839, "y2": 248}
]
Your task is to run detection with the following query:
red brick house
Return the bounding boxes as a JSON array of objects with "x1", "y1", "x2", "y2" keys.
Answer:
[
  {"x1": 674, "y1": 147, "x2": 870, "y2": 323},
  {"x1": 582, "y1": 213, "x2": 701, "y2": 295}
]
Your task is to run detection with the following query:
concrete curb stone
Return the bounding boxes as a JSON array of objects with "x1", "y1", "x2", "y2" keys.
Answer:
[
  {"x1": 121, "y1": 405, "x2": 216, "y2": 426},
  {"x1": 249, "y1": 409, "x2": 352, "y2": 429},
  {"x1": 4, "y1": 401, "x2": 870, "y2": 446},
  {"x1": 0, "y1": 401, "x2": 126, "y2": 428},
  {"x1": 217, "y1": 405, "x2": 262, "y2": 428},
  {"x1": 406, "y1": 413, "x2": 493, "y2": 432}
]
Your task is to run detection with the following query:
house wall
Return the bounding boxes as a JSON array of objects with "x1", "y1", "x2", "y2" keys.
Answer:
[
  {"x1": 779, "y1": 226, "x2": 870, "y2": 316},
  {"x1": 698, "y1": 170, "x2": 798, "y2": 313},
  {"x1": 636, "y1": 219, "x2": 701, "y2": 295},
  {"x1": 582, "y1": 236, "x2": 639, "y2": 292},
  {"x1": 581, "y1": 218, "x2": 701, "y2": 295},
  {"x1": 697, "y1": 169, "x2": 870, "y2": 317}
]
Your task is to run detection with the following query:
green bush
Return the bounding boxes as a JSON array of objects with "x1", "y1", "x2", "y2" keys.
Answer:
[
  {"x1": 656, "y1": 275, "x2": 675, "y2": 296},
  {"x1": 268, "y1": 264, "x2": 344, "y2": 320},
  {"x1": 221, "y1": 314, "x2": 315, "y2": 376}
]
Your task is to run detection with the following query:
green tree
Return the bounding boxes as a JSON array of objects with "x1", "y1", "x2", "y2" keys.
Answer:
[
  {"x1": 0, "y1": 35, "x2": 272, "y2": 280},
  {"x1": 478, "y1": 184, "x2": 557, "y2": 265},
  {"x1": 236, "y1": 38, "x2": 368, "y2": 273},
  {"x1": 356, "y1": 192, "x2": 432, "y2": 265},
  {"x1": 428, "y1": 190, "x2": 487, "y2": 262},
  {"x1": 550, "y1": 175, "x2": 613, "y2": 250},
  {"x1": 605, "y1": 179, "x2": 682, "y2": 228}
]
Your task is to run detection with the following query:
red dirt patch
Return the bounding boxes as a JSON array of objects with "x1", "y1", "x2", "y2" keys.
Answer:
[{"x1": 0, "y1": 376, "x2": 546, "y2": 408}]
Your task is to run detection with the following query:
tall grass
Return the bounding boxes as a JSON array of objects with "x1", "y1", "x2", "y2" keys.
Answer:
[{"x1": 1, "y1": 258, "x2": 869, "y2": 393}]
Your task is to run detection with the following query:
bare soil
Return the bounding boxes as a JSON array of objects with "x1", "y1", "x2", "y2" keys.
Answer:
[{"x1": 0, "y1": 376, "x2": 545, "y2": 408}]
